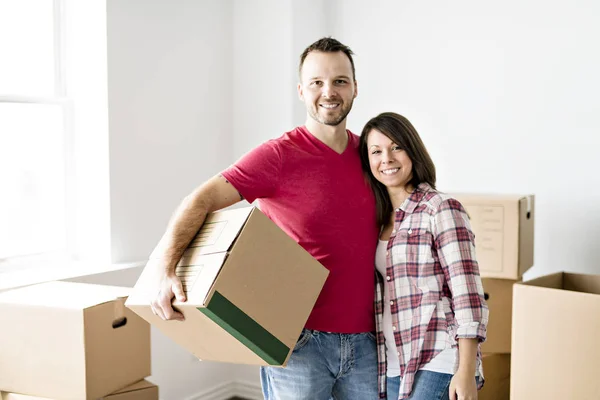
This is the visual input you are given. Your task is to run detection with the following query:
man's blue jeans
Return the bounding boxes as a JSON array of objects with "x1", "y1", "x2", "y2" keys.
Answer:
[{"x1": 261, "y1": 329, "x2": 378, "y2": 400}]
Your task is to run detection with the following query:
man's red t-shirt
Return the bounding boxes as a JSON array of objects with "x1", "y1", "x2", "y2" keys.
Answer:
[{"x1": 221, "y1": 126, "x2": 378, "y2": 333}]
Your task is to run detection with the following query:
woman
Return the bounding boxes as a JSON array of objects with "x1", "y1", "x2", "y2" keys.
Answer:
[{"x1": 359, "y1": 112, "x2": 489, "y2": 400}]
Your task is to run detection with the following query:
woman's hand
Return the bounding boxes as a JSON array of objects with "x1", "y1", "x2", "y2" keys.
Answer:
[
  {"x1": 448, "y1": 369, "x2": 477, "y2": 400},
  {"x1": 450, "y1": 337, "x2": 479, "y2": 400}
]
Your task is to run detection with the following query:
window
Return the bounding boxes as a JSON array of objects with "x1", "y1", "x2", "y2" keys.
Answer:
[{"x1": 0, "y1": 0, "x2": 72, "y2": 266}]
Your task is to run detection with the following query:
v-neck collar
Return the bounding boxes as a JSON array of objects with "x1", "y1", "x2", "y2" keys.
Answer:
[{"x1": 298, "y1": 125, "x2": 352, "y2": 156}]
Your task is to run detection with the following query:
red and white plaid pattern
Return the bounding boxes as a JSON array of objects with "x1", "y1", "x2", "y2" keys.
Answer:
[{"x1": 375, "y1": 184, "x2": 489, "y2": 399}]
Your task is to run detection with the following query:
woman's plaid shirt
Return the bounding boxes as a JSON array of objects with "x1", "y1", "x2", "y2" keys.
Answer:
[{"x1": 375, "y1": 184, "x2": 489, "y2": 399}]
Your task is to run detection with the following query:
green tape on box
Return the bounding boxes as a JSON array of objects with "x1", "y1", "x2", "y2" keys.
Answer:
[{"x1": 199, "y1": 291, "x2": 289, "y2": 365}]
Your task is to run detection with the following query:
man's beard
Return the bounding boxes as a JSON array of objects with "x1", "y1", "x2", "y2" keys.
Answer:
[{"x1": 308, "y1": 99, "x2": 354, "y2": 126}]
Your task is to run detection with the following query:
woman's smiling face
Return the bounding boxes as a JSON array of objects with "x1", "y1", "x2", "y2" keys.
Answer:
[{"x1": 366, "y1": 128, "x2": 413, "y2": 190}]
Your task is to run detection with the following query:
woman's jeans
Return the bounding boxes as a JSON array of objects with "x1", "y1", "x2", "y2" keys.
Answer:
[{"x1": 387, "y1": 370, "x2": 481, "y2": 400}]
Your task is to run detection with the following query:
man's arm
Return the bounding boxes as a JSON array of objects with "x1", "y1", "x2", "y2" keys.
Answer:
[{"x1": 150, "y1": 174, "x2": 243, "y2": 321}]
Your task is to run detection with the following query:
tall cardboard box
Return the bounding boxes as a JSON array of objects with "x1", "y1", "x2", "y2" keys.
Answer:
[
  {"x1": 126, "y1": 207, "x2": 329, "y2": 366},
  {"x1": 0, "y1": 282, "x2": 151, "y2": 400},
  {"x1": 452, "y1": 194, "x2": 534, "y2": 280},
  {"x1": 479, "y1": 354, "x2": 510, "y2": 400},
  {"x1": 511, "y1": 272, "x2": 600, "y2": 399},
  {"x1": 1, "y1": 380, "x2": 158, "y2": 400},
  {"x1": 480, "y1": 278, "x2": 515, "y2": 354}
]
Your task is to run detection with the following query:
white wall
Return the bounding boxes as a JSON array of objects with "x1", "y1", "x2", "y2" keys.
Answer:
[
  {"x1": 231, "y1": 0, "x2": 294, "y2": 159},
  {"x1": 332, "y1": 0, "x2": 600, "y2": 279},
  {"x1": 107, "y1": 0, "x2": 234, "y2": 264}
]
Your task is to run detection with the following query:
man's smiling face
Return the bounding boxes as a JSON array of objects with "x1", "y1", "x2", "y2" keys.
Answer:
[{"x1": 298, "y1": 51, "x2": 357, "y2": 127}]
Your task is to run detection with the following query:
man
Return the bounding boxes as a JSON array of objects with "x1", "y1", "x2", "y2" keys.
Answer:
[{"x1": 149, "y1": 37, "x2": 379, "y2": 400}]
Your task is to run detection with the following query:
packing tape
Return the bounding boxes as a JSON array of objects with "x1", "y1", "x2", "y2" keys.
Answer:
[{"x1": 199, "y1": 291, "x2": 290, "y2": 365}]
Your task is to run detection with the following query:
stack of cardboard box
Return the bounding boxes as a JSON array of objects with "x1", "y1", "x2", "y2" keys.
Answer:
[
  {"x1": 0, "y1": 281, "x2": 157, "y2": 400},
  {"x1": 453, "y1": 194, "x2": 535, "y2": 400},
  {"x1": 459, "y1": 194, "x2": 600, "y2": 398}
]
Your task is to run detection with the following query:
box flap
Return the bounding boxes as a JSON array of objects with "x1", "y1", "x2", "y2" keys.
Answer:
[
  {"x1": 0, "y1": 393, "x2": 49, "y2": 400},
  {"x1": 519, "y1": 272, "x2": 600, "y2": 296},
  {"x1": 517, "y1": 196, "x2": 535, "y2": 277},
  {"x1": 452, "y1": 193, "x2": 534, "y2": 202},
  {"x1": 0, "y1": 380, "x2": 157, "y2": 400},
  {"x1": 106, "y1": 379, "x2": 156, "y2": 395},
  {"x1": 183, "y1": 206, "x2": 252, "y2": 257},
  {"x1": 520, "y1": 272, "x2": 563, "y2": 289},
  {"x1": 563, "y1": 273, "x2": 600, "y2": 295},
  {"x1": 0, "y1": 281, "x2": 131, "y2": 309}
]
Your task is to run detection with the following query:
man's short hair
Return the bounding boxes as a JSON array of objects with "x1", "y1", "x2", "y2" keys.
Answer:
[{"x1": 299, "y1": 37, "x2": 356, "y2": 81}]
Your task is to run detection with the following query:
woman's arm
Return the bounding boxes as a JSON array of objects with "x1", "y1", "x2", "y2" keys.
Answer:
[
  {"x1": 431, "y1": 198, "x2": 489, "y2": 342},
  {"x1": 449, "y1": 338, "x2": 478, "y2": 400},
  {"x1": 456, "y1": 338, "x2": 478, "y2": 376}
]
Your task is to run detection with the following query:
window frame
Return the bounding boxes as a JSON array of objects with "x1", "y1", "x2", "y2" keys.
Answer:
[{"x1": 0, "y1": 0, "x2": 76, "y2": 268}]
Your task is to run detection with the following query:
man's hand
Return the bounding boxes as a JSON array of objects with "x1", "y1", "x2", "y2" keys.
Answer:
[
  {"x1": 149, "y1": 261, "x2": 187, "y2": 321},
  {"x1": 146, "y1": 174, "x2": 243, "y2": 322}
]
